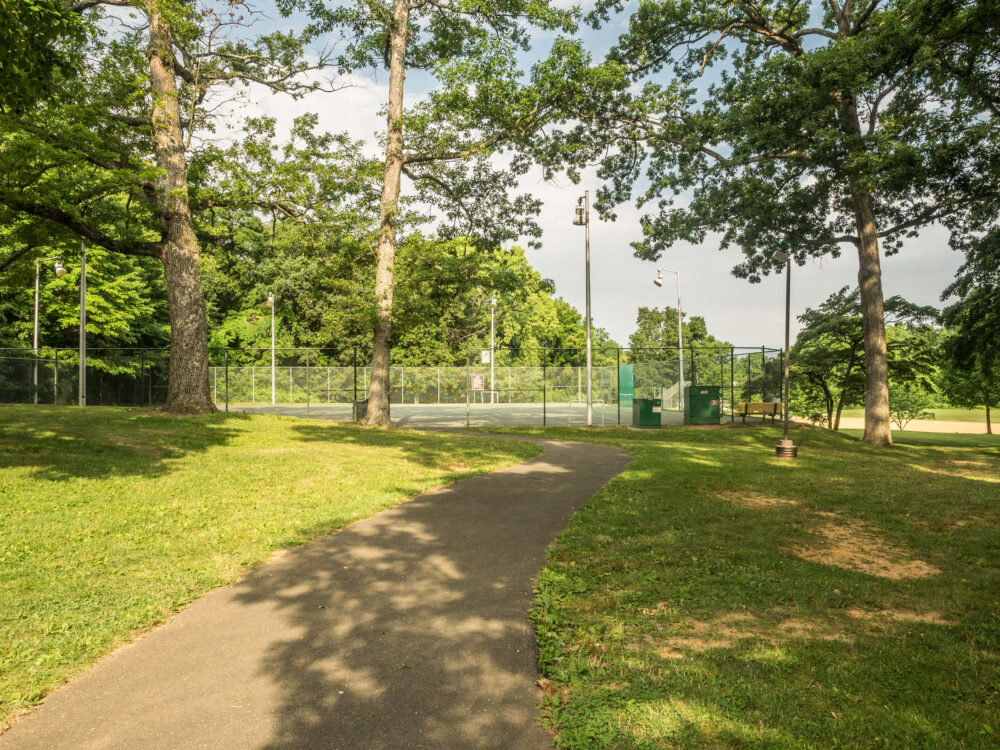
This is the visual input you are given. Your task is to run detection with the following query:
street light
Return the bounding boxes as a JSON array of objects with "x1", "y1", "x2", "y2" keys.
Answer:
[
  {"x1": 573, "y1": 192, "x2": 593, "y2": 427},
  {"x1": 772, "y1": 250, "x2": 797, "y2": 459},
  {"x1": 654, "y1": 268, "x2": 685, "y2": 410},
  {"x1": 489, "y1": 294, "x2": 497, "y2": 404},
  {"x1": 266, "y1": 291, "x2": 275, "y2": 405},
  {"x1": 32, "y1": 256, "x2": 66, "y2": 404}
]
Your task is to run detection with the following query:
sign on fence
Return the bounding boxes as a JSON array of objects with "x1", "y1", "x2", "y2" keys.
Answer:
[
  {"x1": 480, "y1": 350, "x2": 491, "y2": 364},
  {"x1": 471, "y1": 374, "x2": 485, "y2": 390}
]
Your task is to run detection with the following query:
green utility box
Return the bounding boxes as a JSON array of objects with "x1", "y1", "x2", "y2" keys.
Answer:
[
  {"x1": 632, "y1": 398, "x2": 662, "y2": 428},
  {"x1": 684, "y1": 386, "x2": 722, "y2": 425}
]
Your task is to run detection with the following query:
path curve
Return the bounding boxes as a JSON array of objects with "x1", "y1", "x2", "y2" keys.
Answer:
[{"x1": 2, "y1": 438, "x2": 630, "y2": 750}]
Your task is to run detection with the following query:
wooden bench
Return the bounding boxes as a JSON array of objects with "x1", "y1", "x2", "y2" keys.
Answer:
[{"x1": 737, "y1": 401, "x2": 782, "y2": 424}]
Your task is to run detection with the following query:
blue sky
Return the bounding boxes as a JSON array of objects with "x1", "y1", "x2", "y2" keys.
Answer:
[{"x1": 244, "y1": 0, "x2": 963, "y2": 349}]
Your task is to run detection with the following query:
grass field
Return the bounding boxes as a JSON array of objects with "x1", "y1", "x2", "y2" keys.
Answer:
[
  {"x1": 501, "y1": 425, "x2": 999, "y2": 748},
  {"x1": 0, "y1": 406, "x2": 539, "y2": 728},
  {"x1": 838, "y1": 406, "x2": 991, "y2": 423}
]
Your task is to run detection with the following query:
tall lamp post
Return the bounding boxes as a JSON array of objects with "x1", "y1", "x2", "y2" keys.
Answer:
[
  {"x1": 772, "y1": 251, "x2": 797, "y2": 458},
  {"x1": 33, "y1": 257, "x2": 67, "y2": 404},
  {"x1": 573, "y1": 191, "x2": 593, "y2": 426},
  {"x1": 489, "y1": 294, "x2": 497, "y2": 404},
  {"x1": 654, "y1": 268, "x2": 684, "y2": 409},
  {"x1": 266, "y1": 291, "x2": 275, "y2": 405}
]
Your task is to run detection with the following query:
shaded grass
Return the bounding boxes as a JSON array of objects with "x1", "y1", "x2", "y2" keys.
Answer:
[
  {"x1": 497, "y1": 425, "x2": 999, "y2": 748},
  {"x1": 0, "y1": 406, "x2": 539, "y2": 727}
]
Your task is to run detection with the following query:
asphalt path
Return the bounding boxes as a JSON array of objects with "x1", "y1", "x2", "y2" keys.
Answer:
[{"x1": 1, "y1": 437, "x2": 630, "y2": 750}]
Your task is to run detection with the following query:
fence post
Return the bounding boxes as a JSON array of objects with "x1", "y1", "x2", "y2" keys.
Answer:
[
  {"x1": 225, "y1": 349, "x2": 229, "y2": 413},
  {"x1": 306, "y1": 349, "x2": 310, "y2": 417},
  {"x1": 252, "y1": 366, "x2": 255, "y2": 404},
  {"x1": 401, "y1": 365, "x2": 405, "y2": 404},
  {"x1": 730, "y1": 346, "x2": 734, "y2": 422},
  {"x1": 617, "y1": 347, "x2": 621, "y2": 426},
  {"x1": 54, "y1": 349, "x2": 59, "y2": 404},
  {"x1": 289, "y1": 366, "x2": 293, "y2": 404},
  {"x1": 465, "y1": 353, "x2": 470, "y2": 428},
  {"x1": 353, "y1": 348, "x2": 358, "y2": 404},
  {"x1": 542, "y1": 351, "x2": 547, "y2": 427}
]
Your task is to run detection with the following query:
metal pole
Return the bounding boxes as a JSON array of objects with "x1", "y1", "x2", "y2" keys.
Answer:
[
  {"x1": 617, "y1": 347, "x2": 621, "y2": 426},
  {"x1": 353, "y1": 347, "x2": 358, "y2": 403},
  {"x1": 306, "y1": 349, "x2": 310, "y2": 417},
  {"x1": 270, "y1": 300, "x2": 276, "y2": 405},
  {"x1": 490, "y1": 295, "x2": 496, "y2": 404},
  {"x1": 54, "y1": 349, "x2": 59, "y2": 403},
  {"x1": 730, "y1": 346, "x2": 735, "y2": 423},
  {"x1": 225, "y1": 349, "x2": 229, "y2": 412},
  {"x1": 675, "y1": 272, "x2": 684, "y2": 408},
  {"x1": 33, "y1": 259, "x2": 40, "y2": 404},
  {"x1": 542, "y1": 352, "x2": 547, "y2": 427},
  {"x1": 79, "y1": 241, "x2": 86, "y2": 407},
  {"x1": 761, "y1": 345, "x2": 765, "y2": 401},
  {"x1": 584, "y1": 191, "x2": 593, "y2": 427},
  {"x1": 783, "y1": 258, "x2": 792, "y2": 442}
]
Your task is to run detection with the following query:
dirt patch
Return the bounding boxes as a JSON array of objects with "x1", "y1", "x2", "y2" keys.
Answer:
[
  {"x1": 846, "y1": 607, "x2": 956, "y2": 626},
  {"x1": 791, "y1": 513, "x2": 939, "y2": 579},
  {"x1": 632, "y1": 611, "x2": 851, "y2": 660},
  {"x1": 715, "y1": 490, "x2": 800, "y2": 509}
]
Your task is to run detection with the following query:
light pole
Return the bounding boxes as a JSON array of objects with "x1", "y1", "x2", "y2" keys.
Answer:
[
  {"x1": 772, "y1": 250, "x2": 797, "y2": 458},
  {"x1": 33, "y1": 257, "x2": 67, "y2": 404},
  {"x1": 654, "y1": 268, "x2": 685, "y2": 409},
  {"x1": 489, "y1": 294, "x2": 497, "y2": 404},
  {"x1": 78, "y1": 242, "x2": 87, "y2": 407},
  {"x1": 266, "y1": 291, "x2": 275, "y2": 405},
  {"x1": 573, "y1": 192, "x2": 593, "y2": 426}
]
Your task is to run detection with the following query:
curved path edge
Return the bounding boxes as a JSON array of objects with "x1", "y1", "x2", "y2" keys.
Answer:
[{"x1": 2, "y1": 436, "x2": 630, "y2": 750}]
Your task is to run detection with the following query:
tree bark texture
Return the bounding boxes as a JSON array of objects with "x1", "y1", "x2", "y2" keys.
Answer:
[
  {"x1": 849, "y1": 179, "x2": 892, "y2": 446},
  {"x1": 365, "y1": 0, "x2": 410, "y2": 427},
  {"x1": 148, "y1": 6, "x2": 214, "y2": 414},
  {"x1": 985, "y1": 392, "x2": 992, "y2": 435}
]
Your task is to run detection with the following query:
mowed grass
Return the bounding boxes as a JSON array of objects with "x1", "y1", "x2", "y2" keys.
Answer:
[
  {"x1": 0, "y1": 406, "x2": 538, "y2": 727},
  {"x1": 839, "y1": 406, "x2": 991, "y2": 423},
  {"x1": 502, "y1": 425, "x2": 999, "y2": 748}
]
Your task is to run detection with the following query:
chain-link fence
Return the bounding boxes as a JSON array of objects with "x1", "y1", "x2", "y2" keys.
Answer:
[{"x1": 2, "y1": 345, "x2": 784, "y2": 426}]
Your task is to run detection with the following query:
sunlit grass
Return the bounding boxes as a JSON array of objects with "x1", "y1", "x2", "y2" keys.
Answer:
[
  {"x1": 500, "y1": 425, "x2": 999, "y2": 748},
  {"x1": 0, "y1": 406, "x2": 538, "y2": 727}
]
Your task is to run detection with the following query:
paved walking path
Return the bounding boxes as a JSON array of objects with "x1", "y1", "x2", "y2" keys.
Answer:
[{"x1": 2, "y1": 438, "x2": 630, "y2": 750}]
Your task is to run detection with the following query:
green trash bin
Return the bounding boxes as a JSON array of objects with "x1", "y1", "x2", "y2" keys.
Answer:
[
  {"x1": 684, "y1": 386, "x2": 721, "y2": 425},
  {"x1": 632, "y1": 398, "x2": 662, "y2": 428}
]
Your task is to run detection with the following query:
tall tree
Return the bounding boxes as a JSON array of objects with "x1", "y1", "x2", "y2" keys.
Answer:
[
  {"x1": 791, "y1": 287, "x2": 938, "y2": 429},
  {"x1": 0, "y1": 0, "x2": 333, "y2": 412},
  {"x1": 293, "y1": 0, "x2": 580, "y2": 425},
  {"x1": 543, "y1": 0, "x2": 997, "y2": 445}
]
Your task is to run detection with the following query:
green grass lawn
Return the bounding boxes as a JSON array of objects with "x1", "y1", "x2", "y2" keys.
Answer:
[
  {"x1": 0, "y1": 406, "x2": 538, "y2": 728},
  {"x1": 838, "y1": 406, "x2": 990, "y2": 423},
  {"x1": 500, "y1": 425, "x2": 999, "y2": 748}
]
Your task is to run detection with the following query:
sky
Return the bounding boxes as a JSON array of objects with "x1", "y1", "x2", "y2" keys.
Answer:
[{"x1": 245, "y1": 1, "x2": 964, "y2": 351}]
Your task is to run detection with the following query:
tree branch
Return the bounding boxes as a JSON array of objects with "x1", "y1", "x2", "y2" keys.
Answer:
[{"x1": 0, "y1": 195, "x2": 163, "y2": 258}]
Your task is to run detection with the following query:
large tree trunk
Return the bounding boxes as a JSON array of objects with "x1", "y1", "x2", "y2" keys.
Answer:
[
  {"x1": 365, "y1": 0, "x2": 409, "y2": 427},
  {"x1": 849, "y1": 180, "x2": 892, "y2": 446},
  {"x1": 148, "y1": 6, "x2": 214, "y2": 414}
]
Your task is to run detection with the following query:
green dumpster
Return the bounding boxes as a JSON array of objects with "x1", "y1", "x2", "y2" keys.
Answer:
[
  {"x1": 632, "y1": 398, "x2": 662, "y2": 428},
  {"x1": 684, "y1": 386, "x2": 721, "y2": 425}
]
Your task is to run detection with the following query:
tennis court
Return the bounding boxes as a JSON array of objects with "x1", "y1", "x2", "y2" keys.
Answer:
[{"x1": 231, "y1": 401, "x2": 686, "y2": 428}]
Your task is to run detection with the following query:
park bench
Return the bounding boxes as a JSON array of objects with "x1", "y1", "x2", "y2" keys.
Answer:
[{"x1": 737, "y1": 401, "x2": 782, "y2": 424}]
